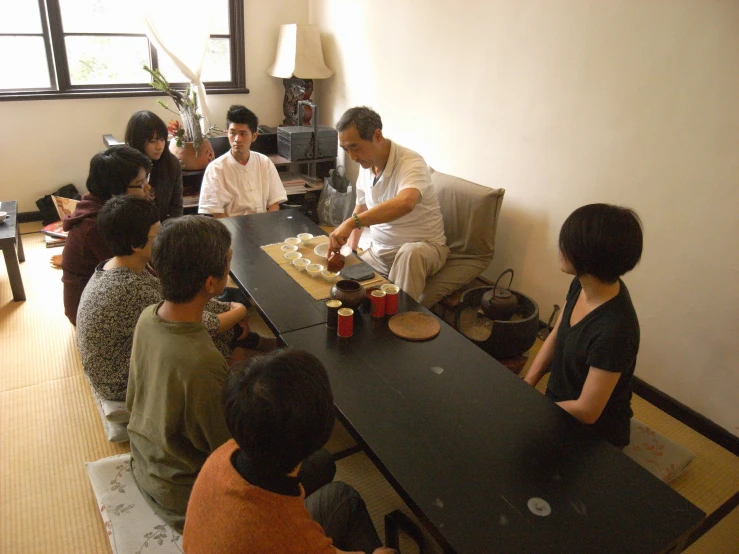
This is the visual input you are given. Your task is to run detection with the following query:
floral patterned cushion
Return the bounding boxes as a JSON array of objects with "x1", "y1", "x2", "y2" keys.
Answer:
[
  {"x1": 624, "y1": 418, "x2": 695, "y2": 483},
  {"x1": 86, "y1": 454, "x2": 183, "y2": 553}
]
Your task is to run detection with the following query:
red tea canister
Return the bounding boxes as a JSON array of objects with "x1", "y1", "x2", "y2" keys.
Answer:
[
  {"x1": 381, "y1": 284, "x2": 400, "y2": 315},
  {"x1": 370, "y1": 289, "x2": 386, "y2": 318},
  {"x1": 326, "y1": 299, "x2": 342, "y2": 328},
  {"x1": 337, "y1": 308, "x2": 354, "y2": 337}
]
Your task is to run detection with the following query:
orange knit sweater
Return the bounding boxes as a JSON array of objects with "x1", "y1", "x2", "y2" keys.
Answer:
[{"x1": 182, "y1": 439, "x2": 335, "y2": 553}]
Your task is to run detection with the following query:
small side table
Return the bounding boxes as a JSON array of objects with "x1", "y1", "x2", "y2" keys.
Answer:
[{"x1": 0, "y1": 201, "x2": 26, "y2": 301}]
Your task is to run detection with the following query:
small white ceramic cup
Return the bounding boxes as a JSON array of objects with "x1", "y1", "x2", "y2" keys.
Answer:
[
  {"x1": 293, "y1": 258, "x2": 310, "y2": 271},
  {"x1": 297, "y1": 233, "x2": 314, "y2": 244},
  {"x1": 306, "y1": 263, "x2": 325, "y2": 278},
  {"x1": 321, "y1": 269, "x2": 340, "y2": 282},
  {"x1": 281, "y1": 244, "x2": 299, "y2": 253},
  {"x1": 284, "y1": 237, "x2": 302, "y2": 247},
  {"x1": 284, "y1": 251, "x2": 302, "y2": 261}
]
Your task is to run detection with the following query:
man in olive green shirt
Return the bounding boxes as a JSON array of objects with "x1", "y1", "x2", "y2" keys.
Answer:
[
  {"x1": 127, "y1": 304, "x2": 231, "y2": 530},
  {"x1": 127, "y1": 215, "x2": 234, "y2": 531},
  {"x1": 127, "y1": 215, "x2": 335, "y2": 532}
]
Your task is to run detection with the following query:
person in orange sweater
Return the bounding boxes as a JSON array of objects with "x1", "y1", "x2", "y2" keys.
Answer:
[{"x1": 183, "y1": 349, "x2": 396, "y2": 554}]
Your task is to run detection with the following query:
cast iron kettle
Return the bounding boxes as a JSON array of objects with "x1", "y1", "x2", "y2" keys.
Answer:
[{"x1": 481, "y1": 269, "x2": 519, "y2": 321}]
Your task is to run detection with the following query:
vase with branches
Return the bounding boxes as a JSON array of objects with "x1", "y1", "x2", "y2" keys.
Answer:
[{"x1": 143, "y1": 65, "x2": 221, "y2": 155}]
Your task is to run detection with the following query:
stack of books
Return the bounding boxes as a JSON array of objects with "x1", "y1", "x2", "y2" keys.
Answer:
[
  {"x1": 183, "y1": 186, "x2": 200, "y2": 208},
  {"x1": 279, "y1": 172, "x2": 324, "y2": 196},
  {"x1": 41, "y1": 221, "x2": 67, "y2": 248}
]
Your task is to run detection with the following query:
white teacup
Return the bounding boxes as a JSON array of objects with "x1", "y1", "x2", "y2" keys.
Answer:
[
  {"x1": 281, "y1": 244, "x2": 299, "y2": 253},
  {"x1": 297, "y1": 233, "x2": 314, "y2": 244},
  {"x1": 306, "y1": 263, "x2": 325, "y2": 278},
  {"x1": 293, "y1": 258, "x2": 310, "y2": 271},
  {"x1": 321, "y1": 269, "x2": 340, "y2": 282},
  {"x1": 284, "y1": 237, "x2": 302, "y2": 247}
]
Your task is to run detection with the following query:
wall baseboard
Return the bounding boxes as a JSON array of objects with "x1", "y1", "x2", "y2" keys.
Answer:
[
  {"x1": 19, "y1": 211, "x2": 43, "y2": 223},
  {"x1": 685, "y1": 491, "x2": 739, "y2": 549}
]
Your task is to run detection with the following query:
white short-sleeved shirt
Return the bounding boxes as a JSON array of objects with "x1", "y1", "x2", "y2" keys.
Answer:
[
  {"x1": 198, "y1": 150, "x2": 287, "y2": 216},
  {"x1": 356, "y1": 141, "x2": 446, "y2": 248}
]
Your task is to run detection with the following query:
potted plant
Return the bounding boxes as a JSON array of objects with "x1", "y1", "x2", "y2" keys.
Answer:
[{"x1": 143, "y1": 65, "x2": 222, "y2": 170}]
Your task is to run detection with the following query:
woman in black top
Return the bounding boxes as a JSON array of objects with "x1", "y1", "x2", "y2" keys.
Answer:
[
  {"x1": 524, "y1": 204, "x2": 643, "y2": 446},
  {"x1": 125, "y1": 110, "x2": 183, "y2": 221}
]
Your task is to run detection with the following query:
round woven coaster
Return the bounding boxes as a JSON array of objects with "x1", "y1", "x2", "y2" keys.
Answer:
[{"x1": 388, "y1": 312, "x2": 441, "y2": 341}]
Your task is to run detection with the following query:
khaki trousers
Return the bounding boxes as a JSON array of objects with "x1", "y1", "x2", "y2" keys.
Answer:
[{"x1": 360, "y1": 241, "x2": 449, "y2": 301}]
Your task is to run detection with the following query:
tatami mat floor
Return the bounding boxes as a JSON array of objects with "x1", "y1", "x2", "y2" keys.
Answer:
[{"x1": 1, "y1": 222, "x2": 738, "y2": 553}]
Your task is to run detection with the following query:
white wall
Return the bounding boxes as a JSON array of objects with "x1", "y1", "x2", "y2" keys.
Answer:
[
  {"x1": 0, "y1": 0, "x2": 309, "y2": 212},
  {"x1": 311, "y1": 0, "x2": 739, "y2": 436}
]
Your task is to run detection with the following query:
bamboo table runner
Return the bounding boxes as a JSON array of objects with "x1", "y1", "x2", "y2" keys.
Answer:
[{"x1": 260, "y1": 235, "x2": 388, "y2": 301}]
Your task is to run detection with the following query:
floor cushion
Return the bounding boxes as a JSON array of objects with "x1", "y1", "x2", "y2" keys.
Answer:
[
  {"x1": 86, "y1": 378, "x2": 129, "y2": 443},
  {"x1": 419, "y1": 169, "x2": 505, "y2": 308},
  {"x1": 624, "y1": 418, "x2": 695, "y2": 483},
  {"x1": 86, "y1": 454, "x2": 183, "y2": 554}
]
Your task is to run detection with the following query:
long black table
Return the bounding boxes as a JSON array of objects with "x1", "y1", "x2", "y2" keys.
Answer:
[
  {"x1": 224, "y1": 210, "x2": 705, "y2": 553},
  {"x1": 282, "y1": 309, "x2": 704, "y2": 553},
  {"x1": 222, "y1": 210, "x2": 331, "y2": 334}
]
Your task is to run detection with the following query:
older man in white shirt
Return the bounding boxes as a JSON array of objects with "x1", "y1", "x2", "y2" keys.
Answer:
[
  {"x1": 328, "y1": 106, "x2": 448, "y2": 301},
  {"x1": 199, "y1": 105, "x2": 287, "y2": 218}
]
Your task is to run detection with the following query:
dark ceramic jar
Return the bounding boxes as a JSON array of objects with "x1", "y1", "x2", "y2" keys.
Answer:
[{"x1": 330, "y1": 279, "x2": 366, "y2": 310}]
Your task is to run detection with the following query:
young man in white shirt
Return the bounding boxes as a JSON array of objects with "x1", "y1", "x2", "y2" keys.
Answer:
[
  {"x1": 328, "y1": 106, "x2": 449, "y2": 301},
  {"x1": 198, "y1": 105, "x2": 287, "y2": 218}
]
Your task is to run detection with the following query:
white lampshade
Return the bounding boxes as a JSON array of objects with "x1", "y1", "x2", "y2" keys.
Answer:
[{"x1": 267, "y1": 24, "x2": 334, "y2": 79}]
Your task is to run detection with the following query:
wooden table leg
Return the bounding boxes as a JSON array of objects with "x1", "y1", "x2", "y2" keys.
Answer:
[
  {"x1": 15, "y1": 221, "x2": 25, "y2": 263},
  {"x1": 2, "y1": 239, "x2": 26, "y2": 301}
]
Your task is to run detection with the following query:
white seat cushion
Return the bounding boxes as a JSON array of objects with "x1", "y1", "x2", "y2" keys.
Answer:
[
  {"x1": 86, "y1": 378, "x2": 129, "y2": 443},
  {"x1": 86, "y1": 454, "x2": 183, "y2": 554},
  {"x1": 624, "y1": 418, "x2": 695, "y2": 483}
]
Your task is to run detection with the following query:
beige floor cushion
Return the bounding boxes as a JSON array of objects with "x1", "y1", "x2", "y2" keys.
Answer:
[
  {"x1": 420, "y1": 169, "x2": 505, "y2": 308},
  {"x1": 624, "y1": 418, "x2": 695, "y2": 483},
  {"x1": 86, "y1": 378, "x2": 130, "y2": 443},
  {"x1": 86, "y1": 453, "x2": 183, "y2": 554}
]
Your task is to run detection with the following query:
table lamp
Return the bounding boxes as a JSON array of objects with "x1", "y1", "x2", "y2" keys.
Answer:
[{"x1": 268, "y1": 24, "x2": 333, "y2": 126}]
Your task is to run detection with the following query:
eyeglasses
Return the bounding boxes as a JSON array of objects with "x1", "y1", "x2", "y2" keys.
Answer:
[{"x1": 128, "y1": 174, "x2": 151, "y2": 189}]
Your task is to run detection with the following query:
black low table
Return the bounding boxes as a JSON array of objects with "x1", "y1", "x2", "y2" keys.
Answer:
[
  {"x1": 225, "y1": 209, "x2": 704, "y2": 553},
  {"x1": 221, "y1": 210, "x2": 333, "y2": 335},
  {"x1": 282, "y1": 307, "x2": 705, "y2": 553},
  {"x1": 0, "y1": 201, "x2": 26, "y2": 302}
]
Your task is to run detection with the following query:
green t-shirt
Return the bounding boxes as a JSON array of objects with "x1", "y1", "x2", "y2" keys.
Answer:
[{"x1": 126, "y1": 302, "x2": 231, "y2": 531}]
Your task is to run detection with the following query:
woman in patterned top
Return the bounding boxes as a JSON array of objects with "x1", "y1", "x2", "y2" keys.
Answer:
[{"x1": 76, "y1": 196, "x2": 258, "y2": 400}]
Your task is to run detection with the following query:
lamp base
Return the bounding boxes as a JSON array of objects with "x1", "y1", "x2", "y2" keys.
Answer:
[{"x1": 281, "y1": 77, "x2": 314, "y2": 126}]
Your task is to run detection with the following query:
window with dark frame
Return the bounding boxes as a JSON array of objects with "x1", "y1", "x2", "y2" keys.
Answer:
[{"x1": 0, "y1": 0, "x2": 246, "y2": 100}]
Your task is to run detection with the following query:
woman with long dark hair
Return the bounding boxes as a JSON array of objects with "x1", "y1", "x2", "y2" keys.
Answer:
[{"x1": 125, "y1": 110, "x2": 184, "y2": 221}]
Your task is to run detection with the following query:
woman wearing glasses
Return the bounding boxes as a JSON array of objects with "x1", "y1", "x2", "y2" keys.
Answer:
[
  {"x1": 125, "y1": 110, "x2": 184, "y2": 222},
  {"x1": 61, "y1": 145, "x2": 152, "y2": 325}
]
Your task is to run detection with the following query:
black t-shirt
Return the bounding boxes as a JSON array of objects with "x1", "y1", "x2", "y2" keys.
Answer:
[{"x1": 546, "y1": 278, "x2": 640, "y2": 446}]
